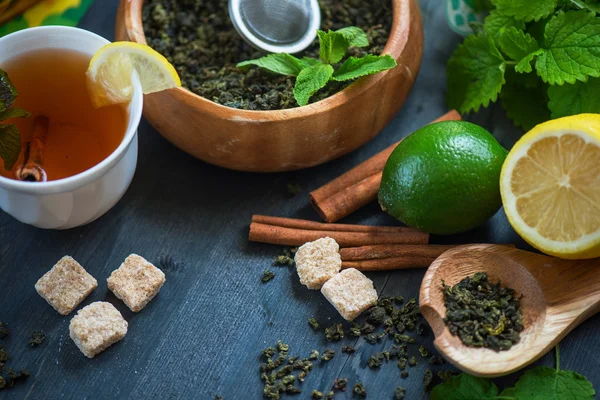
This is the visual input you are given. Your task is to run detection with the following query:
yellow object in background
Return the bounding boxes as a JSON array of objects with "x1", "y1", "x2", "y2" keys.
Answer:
[
  {"x1": 0, "y1": 0, "x2": 93, "y2": 37},
  {"x1": 22, "y1": 0, "x2": 81, "y2": 27}
]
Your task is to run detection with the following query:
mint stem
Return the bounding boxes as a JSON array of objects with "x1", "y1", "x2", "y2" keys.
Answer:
[{"x1": 555, "y1": 344, "x2": 560, "y2": 371}]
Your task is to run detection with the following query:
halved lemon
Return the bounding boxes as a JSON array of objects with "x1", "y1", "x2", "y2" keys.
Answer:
[
  {"x1": 86, "y1": 42, "x2": 181, "y2": 107},
  {"x1": 500, "y1": 114, "x2": 600, "y2": 259}
]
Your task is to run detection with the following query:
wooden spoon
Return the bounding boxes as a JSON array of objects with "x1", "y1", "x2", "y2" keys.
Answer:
[{"x1": 419, "y1": 244, "x2": 600, "y2": 377}]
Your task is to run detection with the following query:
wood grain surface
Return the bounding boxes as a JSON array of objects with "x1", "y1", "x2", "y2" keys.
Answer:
[{"x1": 0, "y1": 1, "x2": 599, "y2": 399}]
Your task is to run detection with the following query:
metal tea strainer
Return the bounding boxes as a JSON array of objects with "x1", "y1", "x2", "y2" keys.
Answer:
[{"x1": 229, "y1": 0, "x2": 321, "y2": 54}]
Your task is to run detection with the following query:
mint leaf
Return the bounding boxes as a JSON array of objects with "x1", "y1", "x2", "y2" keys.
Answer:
[
  {"x1": 0, "y1": 70, "x2": 17, "y2": 111},
  {"x1": 237, "y1": 53, "x2": 309, "y2": 77},
  {"x1": 492, "y1": 0, "x2": 558, "y2": 22},
  {"x1": 500, "y1": 387, "x2": 518, "y2": 397},
  {"x1": 332, "y1": 54, "x2": 396, "y2": 82},
  {"x1": 484, "y1": 10, "x2": 526, "y2": 42},
  {"x1": 516, "y1": 49, "x2": 543, "y2": 73},
  {"x1": 302, "y1": 57, "x2": 321, "y2": 67},
  {"x1": 501, "y1": 73, "x2": 550, "y2": 131},
  {"x1": 0, "y1": 107, "x2": 30, "y2": 121},
  {"x1": 447, "y1": 34, "x2": 506, "y2": 113},
  {"x1": 318, "y1": 30, "x2": 348, "y2": 64},
  {"x1": 0, "y1": 124, "x2": 21, "y2": 171},
  {"x1": 336, "y1": 27, "x2": 369, "y2": 48},
  {"x1": 513, "y1": 367, "x2": 595, "y2": 399},
  {"x1": 570, "y1": 0, "x2": 600, "y2": 12},
  {"x1": 548, "y1": 77, "x2": 600, "y2": 118},
  {"x1": 430, "y1": 374, "x2": 500, "y2": 400},
  {"x1": 498, "y1": 27, "x2": 539, "y2": 64},
  {"x1": 293, "y1": 63, "x2": 334, "y2": 106},
  {"x1": 536, "y1": 10, "x2": 600, "y2": 85}
]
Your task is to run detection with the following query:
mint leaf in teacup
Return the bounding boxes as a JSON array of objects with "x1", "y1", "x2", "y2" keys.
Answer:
[
  {"x1": 0, "y1": 69, "x2": 30, "y2": 171},
  {"x1": 0, "y1": 124, "x2": 21, "y2": 171}
]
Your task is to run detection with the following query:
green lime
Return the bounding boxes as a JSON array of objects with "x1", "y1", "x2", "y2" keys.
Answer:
[{"x1": 378, "y1": 121, "x2": 508, "y2": 234}]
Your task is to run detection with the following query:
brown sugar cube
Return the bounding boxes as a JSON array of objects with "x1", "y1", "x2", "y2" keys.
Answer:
[
  {"x1": 35, "y1": 256, "x2": 98, "y2": 315},
  {"x1": 69, "y1": 302, "x2": 128, "y2": 358},
  {"x1": 107, "y1": 254, "x2": 165, "y2": 312},
  {"x1": 294, "y1": 237, "x2": 342, "y2": 290},
  {"x1": 321, "y1": 268, "x2": 378, "y2": 321}
]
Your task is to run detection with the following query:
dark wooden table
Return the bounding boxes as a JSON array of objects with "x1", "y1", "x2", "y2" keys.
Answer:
[{"x1": 1, "y1": 1, "x2": 599, "y2": 399}]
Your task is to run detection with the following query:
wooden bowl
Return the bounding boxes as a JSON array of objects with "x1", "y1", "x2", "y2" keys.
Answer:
[{"x1": 115, "y1": 0, "x2": 423, "y2": 172}]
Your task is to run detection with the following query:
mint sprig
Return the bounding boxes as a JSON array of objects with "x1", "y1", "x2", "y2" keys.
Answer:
[
  {"x1": 430, "y1": 346, "x2": 595, "y2": 400},
  {"x1": 493, "y1": 0, "x2": 558, "y2": 22},
  {"x1": 237, "y1": 27, "x2": 397, "y2": 106},
  {"x1": 0, "y1": 69, "x2": 29, "y2": 171},
  {"x1": 536, "y1": 10, "x2": 600, "y2": 85},
  {"x1": 548, "y1": 77, "x2": 600, "y2": 118},
  {"x1": 447, "y1": 2, "x2": 600, "y2": 130}
]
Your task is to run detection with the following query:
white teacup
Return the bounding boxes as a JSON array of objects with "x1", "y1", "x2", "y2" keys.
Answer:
[{"x1": 0, "y1": 26, "x2": 143, "y2": 229}]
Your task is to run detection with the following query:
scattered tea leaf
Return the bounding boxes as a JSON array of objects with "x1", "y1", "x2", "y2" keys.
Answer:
[
  {"x1": 0, "y1": 323, "x2": 7, "y2": 339},
  {"x1": 334, "y1": 378, "x2": 348, "y2": 391},
  {"x1": 29, "y1": 331, "x2": 45, "y2": 347},
  {"x1": 424, "y1": 368, "x2": 434, "y2": 392},
  {"x1": 261, "y1": 270, "x2": 275, "y2": 283},
  {"x1": 366, "y1": 306, "x2": 386, "y2": 325},
  {"x1": 324, "y1": 323, "x2": 344, "y2": 342},
  {"x1": 321, "y1": 349, "x2": 335, "y2": 362},
  {"x1": 0, "y1": 346, "x2": 7, "y2": 363},
  {"x1": 437, "y1": 370, "x2": 458, "y2": 381},
  {"x1": 342, "y1": 345, "x2": 355, "y2": 354},
  {"x1": 394, "y1": 386, "x2": 406, "y2": 400},
  {"x1": 368, "y1": 352, "x2": 385, "y2": 369},
  {"x1": 353, "y1": 382, "x2": 367, "y2": 398}
]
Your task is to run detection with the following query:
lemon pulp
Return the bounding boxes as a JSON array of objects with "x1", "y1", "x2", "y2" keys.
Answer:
[{"x1": 501, "y1": 114, "x2": 600, "y2": 259}]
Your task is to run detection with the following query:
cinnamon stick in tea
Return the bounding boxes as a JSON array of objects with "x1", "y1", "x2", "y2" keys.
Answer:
[
  {"x1": 309, "y1": 110, "x2": 461, "y2": 223},
  {"x1": 15, "y1": 115, "x2": 49, "y2": 182},
  {"x1": 249, "y1": 215, "x2": 429, "y2": 247}
]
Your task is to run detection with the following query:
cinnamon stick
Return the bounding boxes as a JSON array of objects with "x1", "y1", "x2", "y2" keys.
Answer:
[
  {"x1": 309, "y1": 110, "x2": 462, "y2": 222},
  {"x1": 15, "y1": 115, "x2": 49, "y2": 182},
  {"x1": 249, "y1": 215, "x2": 428, "y2": 247},
  {"x1": 340, "y1": 244, "x2": 458, "y2": 271},
  {"x1": 340, "y1": 243, "x2": 515, "y2": 271}
]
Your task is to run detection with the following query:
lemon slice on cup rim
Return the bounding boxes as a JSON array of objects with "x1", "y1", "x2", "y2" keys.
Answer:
[
  {"x1": 86, "y1": 41, "x2": 181, "y2": 108},
  {"x1": 500, "y1": 114, "x2": 600, "y2": 259}
]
